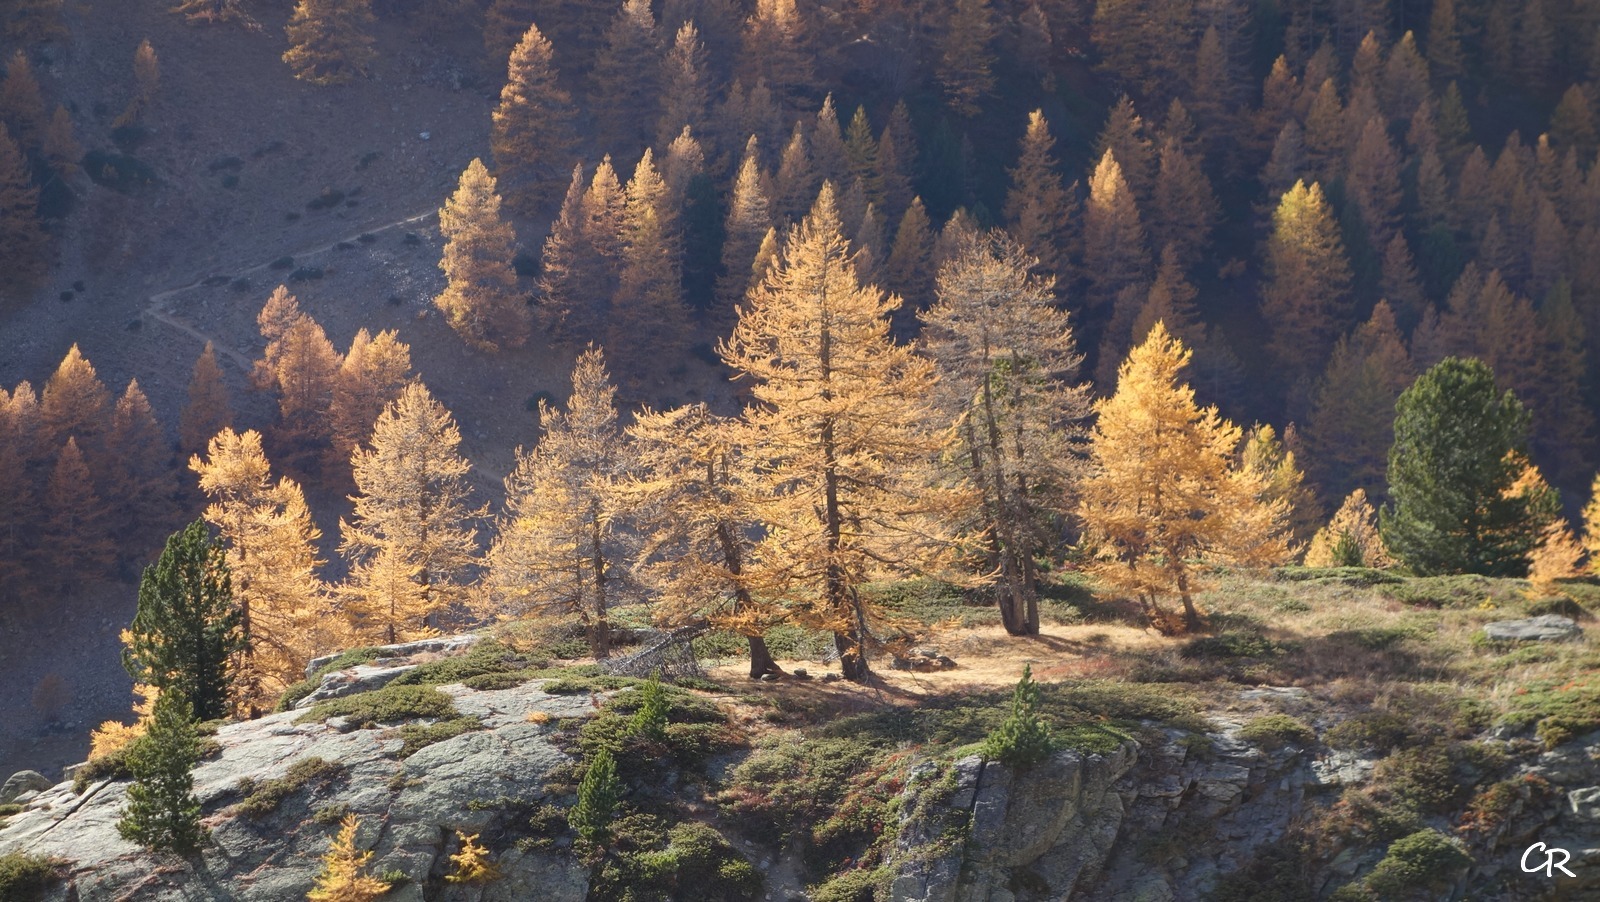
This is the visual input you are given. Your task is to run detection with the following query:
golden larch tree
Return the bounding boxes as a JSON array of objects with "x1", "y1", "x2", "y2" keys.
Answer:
[
  {"x1": 609, "y1": 150, "x2": 685, "y2": 377},
  {"x1": 0, "y1": 383, "x2": 44, "y2": 596},
  {"x1": 41, "y1": 343, "x2": 111, "y2": 461},
  {"x1": 590, "y1": 0, "x2": 661, "y2": 157},
  {"x1": 1083, "y1": 149, "x2": 1151, "y2": 311},
  {"x1": 106, "y1": 379, "x2": 179, "y2": 548},
  {"x1": 0, "y1": 125, "x2": 47, "y2": 295},
  {"x1": 191, "y1": 428, "x2": 327, "y2": 713},
  {"x1": 1003, "y1": 110, "x2": 1076, "y2": 287},
  {"x1": 737, "y1": 0, "x2": 814, "y2": 114},
  {"x1": 716, "y1": 139, "x2": 774, "y2": 313},
  {"x1": 619, "y1": 404, "x2": 788, "y2": 677},
  {"x1": 1078, "y1": 322, "x2": 1292, "y2": 633},
  {"x1": 1, "y1": 52, "x2": 46, "y2": 149},
  {"x1": 44, "y1": 437, "x2": 114, "y2": 588},
  {"x1": 1306, "y1": 301, "x2": 1414, "y2": 504},
  {"x1": 115, "y1": 40, "x2": 160, "y2": 128},
  {"x1": 1582, "y1": 474, "x2": 1600, "y2": 564},
  {"x1": 436, "y1": 159, "x2": 528, "y2": 352},
  {"x1": 329, "y1": 328, "x2": 412, "y2": 462},
  {"x1": 253, "y1": 286, "x2": 340, "y2": 462},
  {"x1": 936, "y1": 0, "x2": 996, "y2": 117},
  {"x1": 308, "y1": 815, "x2": 390, "y2": 902},
  {"x1": 283, "y1": 0, "x2": 377, "y2": 85},
  {"x1": 657, "y1": 21, "x2": 711, "y2": 148},
  {"x1": 342, "y1": 382, "x2": 481, "y2": 644},
  {"x1": 179, "y1": 342, "x2": 232, "y2": 457},
  {"x1": 1304, "y1": 488, "x2": 1394, "y2": 568},
  {"x1": 490, "y1": 23, "x2": 578, "y2": 213},
  {"x1": 719, "y1": 183, "x2": 949, "y2": 682},
  {"x1": 1261, "y1": 180, "x2": 1353, "y2": 382},
  {"x1": 482, "y1": 348, "x2": 630, "y2": 658},
  {"x1": 921, "y1": 231, "x2": 1090, "y2": 636}
]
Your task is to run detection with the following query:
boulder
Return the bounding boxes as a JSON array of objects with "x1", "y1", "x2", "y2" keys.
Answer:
[
  {"x1": 294, "y1": 663, "x2": 423, "y2": 709},
  {"x1": 304, "y1": 633, "x2": 482, "y2": 679},
  {"x1": 1, "y1": 770, "x2": 53, "y2": 804},
  {"x1": 1482, "y1": 615, "x2": 1583, "y2": 643},
  {"x1": 892, "y1": 647, "x2": 957, "y2": 672}
]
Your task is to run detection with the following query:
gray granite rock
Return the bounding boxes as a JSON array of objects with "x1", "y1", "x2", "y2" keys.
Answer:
[{"x1": 1483, "y1": 615, "x2": 1583, "y2": 642}]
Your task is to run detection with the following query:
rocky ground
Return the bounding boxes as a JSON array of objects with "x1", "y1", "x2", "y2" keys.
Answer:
[{"x1": 4, "y1": 569, "x2": 1600, "y2": 901}]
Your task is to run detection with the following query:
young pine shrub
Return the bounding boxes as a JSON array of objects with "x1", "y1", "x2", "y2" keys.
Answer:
[
  {"x1": 116, "y1": 693, "x2": 204, "y2": 856},
  {"x1": 628, "y1": 675, "x2": 670, "y2": 743},
  {"x1": 982, "y1": 665, "x2": 1054, "y2": 769},
  {"x1": 569, "y1": 747, "x2": 622, "y2": 844}
]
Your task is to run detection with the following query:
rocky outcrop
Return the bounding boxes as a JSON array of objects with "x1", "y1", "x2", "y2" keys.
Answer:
[
  {"x1": 1482, "y1": 616, "x2": 1583, "y2": 642},
  {"x1": 0, "y1": 677, "x2": 596, "y2": 901}
]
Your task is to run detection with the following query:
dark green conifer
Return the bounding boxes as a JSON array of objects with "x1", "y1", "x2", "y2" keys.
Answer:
[{"x1": 117, "y1": 693, "x2": 204, "y2": 856}]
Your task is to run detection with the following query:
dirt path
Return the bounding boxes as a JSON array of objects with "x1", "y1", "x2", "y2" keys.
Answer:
[{"x1": 139, "y1": 207, "x2": 441, "y2": 366}]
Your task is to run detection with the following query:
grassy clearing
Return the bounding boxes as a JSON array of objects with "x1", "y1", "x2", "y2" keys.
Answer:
[
  {"x1": 295, "y1": 684, "x2": 458, "y2": 728},
  {"x1": 233, "y1": 757, "x2": 345, "y2": 818}
]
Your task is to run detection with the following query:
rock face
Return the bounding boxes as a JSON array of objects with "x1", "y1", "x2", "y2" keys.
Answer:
[
  {"x1": 1482, "y1": 615, "x2": 1583, "y2": 642},
  {"x1": 1, "y1": 770, "x2": 52, "y2": 805},
  {"x1": 0, "y1": 677, "x2": 593, "y2": 902}
]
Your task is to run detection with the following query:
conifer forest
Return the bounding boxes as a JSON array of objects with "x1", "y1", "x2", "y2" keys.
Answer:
[{"x1": 4, "y1": 0, "x2": 1600, "y2": 898}]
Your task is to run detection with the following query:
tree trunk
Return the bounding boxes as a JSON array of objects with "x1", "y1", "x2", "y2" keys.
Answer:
[
  {"x1": 748, "y1": 635, "x2": 783, "y2": 678},
  {"x1": 836, "y1": 631, "x2": 868, "y2": 681},
  {"x1": 590, "y1": 504, "x2": 610, "y2": 659},
  {"x1": 1177, "y1": 568, "x2": 1202, "y2": 633}
]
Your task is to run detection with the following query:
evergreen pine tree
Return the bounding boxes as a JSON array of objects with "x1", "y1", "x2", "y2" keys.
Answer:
[
  {"x1": 123, "y1": 520, "x2": 243, "y2": 721},
  {"x1": 1150, "y1": 135, "x2": 1218, "y2": 269},
  {"x1": 981, "y1": 664, "x2": 1053, "y2": 769},
  {"x1": 1382, "y1": 358, "x2": 1554, "y2": 576},
  {"x1": 569, "y1": 747, "x2": 621, "y2": 843},
  {"x1": 435, "y1": 159, "x2": 529, "y2": 352},
  {"x1": 116, "y1": 693, "x2": 204, "y2": 856}
]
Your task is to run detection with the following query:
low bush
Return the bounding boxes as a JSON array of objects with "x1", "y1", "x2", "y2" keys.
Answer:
[
  {"x1": 394, "y1": 717, "x2": 483, "y2": 758},
  {"x1": 1498, "y1": 670, "x2": 1600, "y2": 748},
  {"x1": 809, "y1": 866, "x2": 893, "y2": 902},
  {"x1": 590, "y1": 820, "x2": 762, "y2": 902},
  {"x1": 388, "y1": 640, "x2": 548, "y2": 688},
  {"x1": 295, "y1": 684, "x2": 458, "y2": 727},
  {"x1": 0, "y1": 853, "x2": 63, "y2": 901},
  {"x1": 1359, "y1": 829, "x2": 1470, "y2": 899},
  {"x1": 235, "y1": 757, "x2": 345, "y2": 818},
  {"x1": 1180, "y1": 631, "x2": 1282, "y2": 660},
  {"x1": 1239, "y1": 714, "x2": 1316, "y2": 749},
  {"x1": 275, "y1": 647, "x2": 385, "y2": 712}
]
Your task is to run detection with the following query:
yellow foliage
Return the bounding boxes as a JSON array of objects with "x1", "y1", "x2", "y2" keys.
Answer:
[
  {"x1": 1078, "y1": 323, "x2": 1292, "y2": 633},
  {"x1": 1583, "y1": 472, "x2": 1600, "y2": 565},
  {"x1": 308, "y1": 815, "x2": 390, "y2": 902},
  {"x1": 1304, "y1": 489, "x2": 1393, "y2": 568},
  {"x1": 1527, "y1": 519, "x2": 1587, "y2": 598},
  {"x1": 89, "y1": 683, "x2": 158, "y2": 760},
  {"x1": 445, "y1": 831, "x2": 499, "y2": 884}
]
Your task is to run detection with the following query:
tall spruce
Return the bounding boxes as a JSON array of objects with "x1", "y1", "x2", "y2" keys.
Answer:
[{"x1": 123, "y1": 520, "x2": 243, "y2": 722}]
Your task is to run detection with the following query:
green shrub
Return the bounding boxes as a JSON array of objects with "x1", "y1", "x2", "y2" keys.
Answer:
[
  {"x1": 389, "y1": 640, "x2": 548, "y2": 687},
  {"x1": 1380, "y1": 574, "x2": 1521, "y2": 609},
  {"x1": 1362, "y1": 829, "x2": 1470, "y2": 898},
  {"x1": 1498, "y1": 670, "x2": 1600, "y2": 748},
  {"x1": 981, "y1": 665, "x2": 1054, "y2": 769},
  {"x1": 570, "y1": 747, "x2": 622, "y2": 843},
  {"x1": 0, "y1": 853, "x2": 62, "y2": 901},
  {"x1": 810, "y1": 866, "x2": 893, "y2": 902},
  {"x1": 1378, "y1": 746, "x2": 1463, "y2": 814},
  {"x1": 1274, "y1": 566, "x2": 1402, "y2": 586},
  {"x1": 1326, "y1": 712, "x2": 1410, "y2": 752},
  {"x1": 1180, "y1": 631, "x2": 1281, "y2": 659},
  {"x1": 630, "y1": 676, "x2": 671, "y2": 743},
  {"x1": 394, "y1": 717, "x2": 484, "y2": 758},
  {"x1": 295, "y1": 684, "x2": 457, "y2": 727},
  {"x1": 594, "y1": 822, "x2": 762, "y2": 902},
  {"x1": 235, "y1": 757, "x2": 345, "y2": 818},
  {"x1": 310, "y1": 802, "x2": 351, "y2": 826},
  {"x1": 1209, "y1": 842, "x2": 1316, "y2": 901},
  {"x1": 274, "y1": 647, "x2": 385, "y2": 712},
  {"x1": 1239, "y1": 714, "x2": 1316, "y2": 749}
]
